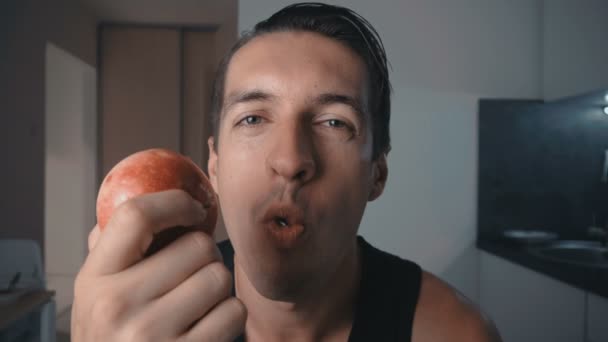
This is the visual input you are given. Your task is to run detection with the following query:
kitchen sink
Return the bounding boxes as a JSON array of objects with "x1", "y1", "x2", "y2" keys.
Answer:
[{"x1": 529, "y1": 240, "x2": 608, "y2": 268}]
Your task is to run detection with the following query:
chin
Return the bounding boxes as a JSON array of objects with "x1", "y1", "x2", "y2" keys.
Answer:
[
  {"x1": 239, "y1": 241, "x2": 320, "y2": 301},
  {"x1": 248, "y1": 267, "x2": 315, "y2": 301}
]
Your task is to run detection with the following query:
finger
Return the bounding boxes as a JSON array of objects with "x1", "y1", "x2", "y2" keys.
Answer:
[
  {"x1": 83, "y1": 189, "x2": 206, "y2": 276},
  {"x1": 88, "y1": 225, "x2": 101, "y2": 252},
  {"x1": 145, "y1": 262, "x2": 233, "y2": 337},
  {"x1": 124, "y1": 231, "x2": 222, "y2": 301},
  {"x1": 179, "y1": 297, "x2": 247, "y2": 342}
]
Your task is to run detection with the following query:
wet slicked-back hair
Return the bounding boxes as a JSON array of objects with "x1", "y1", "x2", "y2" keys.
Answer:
[{"x1": 210, "y1": 2, "x2": 392, "y2": 159}]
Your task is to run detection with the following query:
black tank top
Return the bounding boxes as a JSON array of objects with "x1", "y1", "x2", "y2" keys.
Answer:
[{"x1": 218, "y1": 236, "x2": 422, "y2": 341}]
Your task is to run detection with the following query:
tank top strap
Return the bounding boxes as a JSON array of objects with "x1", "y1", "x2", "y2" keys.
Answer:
[
  {"x1": 217, "y1": 236, "x2": 422, "y2": 342},
  {"x1": 347, "y1": 236, "x2": 422, "y2": 342}
]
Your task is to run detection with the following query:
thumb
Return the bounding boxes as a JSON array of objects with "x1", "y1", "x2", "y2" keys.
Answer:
[{"x1": 88, "y1": 225, "x2": 101, "y2": 252}]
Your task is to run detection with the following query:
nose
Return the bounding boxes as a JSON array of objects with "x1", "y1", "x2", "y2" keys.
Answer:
[{"x1": 267, "y1": 121, "x2": 317, "y2": 184}]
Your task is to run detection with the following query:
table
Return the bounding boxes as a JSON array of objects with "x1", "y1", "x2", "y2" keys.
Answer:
[{"x1": 0, "y1": 290, "x2": 55, "y2": 331}]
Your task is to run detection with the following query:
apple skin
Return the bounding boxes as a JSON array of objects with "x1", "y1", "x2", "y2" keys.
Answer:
[{"x1": 96, "y1": 148, "x2": 218, "y2": 255}]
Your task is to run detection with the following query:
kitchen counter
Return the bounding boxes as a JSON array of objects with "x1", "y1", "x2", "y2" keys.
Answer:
[
  {"x1": 477, "y1": 238, "x2": 608, "y2": 299},
  {"x1": 0, "y1": 290, "x2": 54, "y2": 330}
]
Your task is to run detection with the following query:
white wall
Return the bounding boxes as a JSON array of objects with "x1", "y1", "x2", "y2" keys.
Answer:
[
  {"x1": 239, "y1": 0, "x2": 542, "y2": 301},
  {"x1": 45, "y1": 43, "x2": 97, "y2": 316},
  {"x1": 0, "y1": 0, "x2": 98, "y2": 258},
  {"x1": 363, "y1": 87, "x2": 481, "y2": 299},
  {"x1": 480, "y1": 252, "x2": 586, "y2": 342},
  {"x1": 239, "y1": 0, "x2": 542, "y2": 96},
  {"x1": 542, "y1": 0, "x2": 608, "y2": 100}
]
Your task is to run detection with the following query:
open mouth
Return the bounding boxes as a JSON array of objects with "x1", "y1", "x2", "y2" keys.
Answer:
[
  {"x1": 263, "y1": 204, "x2": 305, "y2": 227},
  {"x1": 275, "y1": 216, "x2": 289, "y2": 228},
  {"x1": 261, "y1": 204, "x2": 307, "y2": 248}
]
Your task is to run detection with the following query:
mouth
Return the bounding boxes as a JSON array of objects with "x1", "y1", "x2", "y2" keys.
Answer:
[
  {"x1": 261, "y1": 204, "x2": 307, "y2": 249},
  {"x1": 275, "y1": 217, "x2": 289, "y2": 227}
]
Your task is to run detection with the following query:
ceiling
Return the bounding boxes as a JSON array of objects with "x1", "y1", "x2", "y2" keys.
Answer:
[{"x1": 81, "y1": 0, "x2": 237, "y2": 26}]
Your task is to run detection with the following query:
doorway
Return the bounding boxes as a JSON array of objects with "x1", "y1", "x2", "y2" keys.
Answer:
[{"x1": 99, "y1": 25, "x2": 226, "y2": 240}]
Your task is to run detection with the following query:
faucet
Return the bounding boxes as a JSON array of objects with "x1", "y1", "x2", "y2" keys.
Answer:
[{"x1": 588, "y1": 224, "x2": 607, "y2": 247}]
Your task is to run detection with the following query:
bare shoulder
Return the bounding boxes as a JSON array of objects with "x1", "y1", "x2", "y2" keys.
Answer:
[{"x1": 411, "y1": 271, "x2": 502, "y2": 342}]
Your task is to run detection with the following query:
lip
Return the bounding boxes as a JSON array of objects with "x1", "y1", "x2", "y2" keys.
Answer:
[{"x1": 260, "y1": 203, "x2": 308, "y2": 249}]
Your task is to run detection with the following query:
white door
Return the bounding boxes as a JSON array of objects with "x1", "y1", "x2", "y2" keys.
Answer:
[{"x1": 44, "y1": 42, "x2": 97, "y2": 317}]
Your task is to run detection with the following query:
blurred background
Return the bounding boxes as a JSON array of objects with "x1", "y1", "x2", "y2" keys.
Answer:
[{"x1": 0, "y1": 0, "x2": 607, "y2": 341}]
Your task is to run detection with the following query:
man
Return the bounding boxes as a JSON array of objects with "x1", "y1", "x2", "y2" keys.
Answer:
[{"x1": 73, "y1": 3, "x2": 502, "y2": 341}]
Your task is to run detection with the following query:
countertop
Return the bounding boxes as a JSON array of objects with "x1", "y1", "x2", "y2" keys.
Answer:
[
  {"x1": 477, "y1": 238, "x2": 608, "y2": 299},
  {"x1": 0, "y1": 290, "x2": 55, "y2": 330}
]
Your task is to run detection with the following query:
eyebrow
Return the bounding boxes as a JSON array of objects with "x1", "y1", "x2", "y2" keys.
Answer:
[
  {"x1": 223, "y1": 89, "x2": 366, "y2": 119},
  {"x1": 314, "y1": 93, "x2": 366, "y2": 119},
  {"x1": 224, "y1": 90, "x2": 277, "y2": 113}
]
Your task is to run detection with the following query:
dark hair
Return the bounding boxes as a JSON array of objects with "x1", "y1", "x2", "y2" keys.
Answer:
[{"x1": 210, "y1": 2, "x2": 392, "y2": 159}]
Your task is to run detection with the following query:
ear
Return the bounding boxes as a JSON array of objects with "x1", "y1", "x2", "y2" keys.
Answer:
[
  {"x1": 207, "y1": 136, "x2": 219, "y2": 194},
  {"x1": 368, "y1": 153, "x2": 388, "y2": 201}
]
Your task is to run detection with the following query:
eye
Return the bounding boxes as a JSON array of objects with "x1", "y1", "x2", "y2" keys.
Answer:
[
  {"x1": 322, "y1": 118, "x2": 355, "y2": 133},
  {"x1": 237, "y1": 115, "x2": 264, "y2": 126},
  {"x1": 326, "y1": 119, "x2": 347, "y2": 129},
  {"x1": 315, "y1": 117, "x2": 357, "y2": 141}
]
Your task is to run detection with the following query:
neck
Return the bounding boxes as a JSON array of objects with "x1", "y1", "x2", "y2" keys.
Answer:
[{"x1": 234, "y1": 239, "x2": 361, "y2": 342}]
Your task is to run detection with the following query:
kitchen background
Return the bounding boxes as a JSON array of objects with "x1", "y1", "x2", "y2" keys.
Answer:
[
  {"x1": 478, "y1": 93, "x2": 608, "y2": 240},
  {"x1": 1, "y1": 0, "x2": 607, "y2": 341}
]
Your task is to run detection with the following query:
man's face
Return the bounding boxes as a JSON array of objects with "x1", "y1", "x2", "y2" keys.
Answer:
[{"x1": 208, "y1": 31, "x2": 387, "y2": 299}]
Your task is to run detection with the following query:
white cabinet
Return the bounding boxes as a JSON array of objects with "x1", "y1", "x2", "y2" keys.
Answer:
[
  {"x1": 587, "y1": 293, "x2": 608, "y2": 342},
  {"x1": 479, "y1": 251, "x2": 586, "y2": 342}
]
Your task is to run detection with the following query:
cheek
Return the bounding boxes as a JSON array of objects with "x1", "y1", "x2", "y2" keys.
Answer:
[
  {"x1": 315, "y1": 151, "x2": 373, "y2": 217},
  {"x1": 215, "y1": 142, "x2": 267, "y2": 222},
  {"x1": 321, "y1": 138, "x2": 374, "y2": 185},
  {"x1": 340, "y1": 162, "x2": 372, "y2": 204}
]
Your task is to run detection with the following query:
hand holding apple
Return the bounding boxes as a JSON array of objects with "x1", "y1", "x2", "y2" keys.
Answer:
[
  {"x1": 71, "y1": 149, "x2": 246, "y2": 342},
  {"x1": 96, "y1": 148, "x2": 218, "y2": 255}
]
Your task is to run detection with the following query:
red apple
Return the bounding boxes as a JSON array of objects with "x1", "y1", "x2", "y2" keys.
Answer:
[{"x1": 96, "y1": 148, "x2": 218, "y2": 255}]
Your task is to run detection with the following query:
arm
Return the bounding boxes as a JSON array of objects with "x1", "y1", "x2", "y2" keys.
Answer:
[{"x1": 412, "y1": 272, "x2": 503, "y2": 342}]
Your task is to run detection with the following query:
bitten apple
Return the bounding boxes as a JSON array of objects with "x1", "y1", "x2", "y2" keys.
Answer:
[{"x1": 96, "y1": 148, "x2": 218, "y2": 255}]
